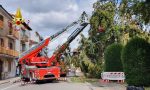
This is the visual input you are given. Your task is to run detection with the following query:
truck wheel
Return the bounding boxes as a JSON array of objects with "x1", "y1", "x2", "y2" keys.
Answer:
[{"x1": 36, "y1": 80, "x2": 42, "y2": 84}]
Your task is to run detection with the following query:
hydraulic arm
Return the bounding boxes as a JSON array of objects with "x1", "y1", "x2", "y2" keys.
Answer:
[
  {"x1": 18, "y1": 11, "x2": 89, "y2": 82},
  {"x1": 19, "y1": 19, "x2": 80, "y2": 65},
  {"x1": 48, "y1": 12, "x2": 89, "y2": 67}
]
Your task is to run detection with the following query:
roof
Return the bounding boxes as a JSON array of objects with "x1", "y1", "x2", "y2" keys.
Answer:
[
  {"x1": 0, "y1": 5, "x2": 13, "y2": 19},
  {"x1": 21, "y1": 22, "x2": 32, "y2": 30}
]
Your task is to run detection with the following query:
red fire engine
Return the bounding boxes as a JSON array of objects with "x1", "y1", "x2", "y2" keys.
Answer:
[{"x1": 18, "y1": 12, "x2": 89, "y2": 82}]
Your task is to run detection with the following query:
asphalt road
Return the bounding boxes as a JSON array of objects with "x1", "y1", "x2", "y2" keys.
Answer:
[
  {"x1": 0, "y1": 78, "x2": 127, "y2": 90},
  {"x1": 0, "y1": 81, "x2": 92, "y2": 90}
]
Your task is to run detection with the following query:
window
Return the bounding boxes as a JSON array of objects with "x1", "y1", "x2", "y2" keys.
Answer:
[
  {"x1": 0, "y1": 15, "x2": 4, "y2": 29},
  {"x1": 0, "y1": 38, "x2": 4, "y2": 47},
  {"x1": 8, "y1": 21, "x2": 13, "y2": 34},
  {"x1": 8, "y1": 60, "x2": 11, "y2": 72},
  {"x1": 9, "y1": 42, "x2": 13, "y2": 49},
  {"x1": 0, "y1": 15, "x2": 3, "y2": 21},
  {"x1": 22, "y1": 43, "x2": 26, "y2": 52},
  {"x1": 22, "y1": 30, "x2": 26, "y2": 35}
]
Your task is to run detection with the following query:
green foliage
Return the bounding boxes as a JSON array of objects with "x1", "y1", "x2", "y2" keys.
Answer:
[
  {"x1": 78, "y1": 50, "x2": 102, "y2": 78},
  {"x1": 90, "y1": 1, "x2": 115, "y2": 35},
  {"x1": 120, "y1": 0, "x2": 150, "y2": 24},
  {"x1": 131, "y1": 1, "x2": 150, "y2": 24},
  {"x1": 87, "y1": 1, "x2": 117, "y2": 66},
  {"x1": 70, "y1": 76, "x2": 98, "y2": 83},
  {"x1": 87, "y1": 63, "x2": 102, "y2": 78},
  {"x1": 104, "y1": 43, "x2": 123, "y2": 72},
  {"x1": 80, "y1": 61, "x2": 89, "y2": 73},
  {"x1": 65, "y1": 0, "x2": 150, "y2": 80},
  {"x1": 80, "y1": 60, "x2": 102, "y2": 78},
  {"x1": 122, "y1": 37, "x2": 150, "y2": 86}
]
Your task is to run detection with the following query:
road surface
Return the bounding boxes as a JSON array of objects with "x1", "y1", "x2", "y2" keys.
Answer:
[
  {"x1": 0, "y1": 79, "x2": 127, "y2": 90},
  {"x1": 0, "y1": 81, "x2": 93, "y2": 90}
]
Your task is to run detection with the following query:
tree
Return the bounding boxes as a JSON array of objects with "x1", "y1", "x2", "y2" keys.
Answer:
[
  {"x1": 64, "y1": 0, "x2": 150, "y2": 81},
  {"x1": 77, "y1": 34, "x2": 103, "y2": 78},
  {"x1": 122, "y1": 37, "x2": 150, "y2": 86},
  {"x1": 89, "y1": 1, "x2": 116, "y2": 65},
  {"x1": 119, "y1": 0, "x2": 150, "y2": 25},
  {"x1": 104, "y1": 43, "x2": 123, "y2": 72}
]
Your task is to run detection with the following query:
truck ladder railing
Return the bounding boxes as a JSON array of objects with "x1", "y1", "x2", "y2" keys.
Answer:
[
  {"x1": 53, "y1": 22, "x2": 89, "y2": 58},
  {"x1": 19, "y1": 21, "x2": 79, "y2": 63}
]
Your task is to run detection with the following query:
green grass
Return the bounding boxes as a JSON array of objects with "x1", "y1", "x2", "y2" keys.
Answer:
[
  {"x1": 145, "y1": 87, "x2": 150, "y2": 90},
  {"x1": 70, "y1": 76, "x2": 150, "y2": 90},
  {"x1": 70, "y1": 76, "x2": 99, "y2": 83}
]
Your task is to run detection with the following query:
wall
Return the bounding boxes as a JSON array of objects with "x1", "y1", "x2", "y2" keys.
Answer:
[{"x1": 0, "y1": 6, "x2": 17, "y2": 79}]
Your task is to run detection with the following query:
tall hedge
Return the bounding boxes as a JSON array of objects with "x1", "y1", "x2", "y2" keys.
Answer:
[
  {"x1": 104, "y1": 43, "x2": 123, "y2": 72},
  {"x1": 122, "y1": 37, "x2": 150, "y2": 86}
]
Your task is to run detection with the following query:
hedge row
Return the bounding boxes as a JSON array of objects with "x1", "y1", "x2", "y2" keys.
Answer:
[{"x1": 104, "y1": 37, "x2": 150, "y2": 86}]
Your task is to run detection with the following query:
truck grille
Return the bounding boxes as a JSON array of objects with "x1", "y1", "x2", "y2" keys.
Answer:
[{"x1": 44, "y1": 74, "x2": 55, "y2": 78}]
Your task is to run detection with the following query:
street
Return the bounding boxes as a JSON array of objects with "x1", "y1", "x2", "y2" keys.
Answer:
[
  {"x1": 0, "y1": 78, "x2": 127, "y2": 90},
  {"x1": 0, "y1": 81, "x2": 92, "y2": 90}
]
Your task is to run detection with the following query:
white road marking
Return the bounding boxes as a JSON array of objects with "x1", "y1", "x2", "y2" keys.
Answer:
[{"x1": 0, "y1": 83, "x2": 20, "y2": 90}]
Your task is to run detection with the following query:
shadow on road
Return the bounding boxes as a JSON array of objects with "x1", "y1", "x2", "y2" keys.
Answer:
[
  {"x1": 35, "y1": 80, "x2": 59, "y2": 84},
  {"x1": 19, "y1": 79, "x2": 59, "y2": 87}
]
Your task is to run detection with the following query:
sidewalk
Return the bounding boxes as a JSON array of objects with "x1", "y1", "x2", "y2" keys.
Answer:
[{"x1": 0, "y1": 77, "x2": 21, "y2": 85}]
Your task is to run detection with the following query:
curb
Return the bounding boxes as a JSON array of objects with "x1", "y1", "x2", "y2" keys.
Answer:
[
  {"x1": 12, "y1": 79, "x2": 22, "y2": 83},
  {"x1": 0, "y1": 77, "x2": 21, "y2": 85},
  {"x1": 0, "y1": 81, "x2": 10, "y2": 85}
]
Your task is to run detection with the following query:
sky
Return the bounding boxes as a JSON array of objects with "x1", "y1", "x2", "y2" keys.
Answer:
[{"x1": 0, "y1": 0, "x2": 97, "y2": 55}]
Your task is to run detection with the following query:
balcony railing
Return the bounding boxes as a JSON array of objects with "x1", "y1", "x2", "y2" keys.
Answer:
[
  {"x1": 7, "y1": 30, "x2": 19, "y2": 39},
  {"x1": 21, "y1": 35, "x2": 29, "y2": 42},
  {"x1": 0, "y1": 46, "x2": 19, "y2": 57}
]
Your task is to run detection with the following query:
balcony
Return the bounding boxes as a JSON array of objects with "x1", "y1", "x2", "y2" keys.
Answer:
[
  {"x1": 21, "y1": 35, "x2": 29, "y2": 42},
  {"x1": 7, "y1": 30, "x2": 19, "y2": 39},
  {"x1": 0, "y1": 46, "x2": 19, "y2": 57}
]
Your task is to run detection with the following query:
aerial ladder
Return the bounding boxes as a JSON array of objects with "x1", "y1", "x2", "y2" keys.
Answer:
[
  {"x1": 48, "y1": 22, "x2": 89, "y2": 77},
  {"x1": 18, "y1": 12, "x2": 89, "y2": 82},
  {"x1": 19, "y1": 21, "x2": 79, "y2": 65}
]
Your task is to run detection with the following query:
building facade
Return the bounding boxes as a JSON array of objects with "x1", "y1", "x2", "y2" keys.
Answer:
[
  {"x1": 29, "y1": 31, "x2": 48, "y2": 56},
  {"x1": 0, "y1": 5, "x2": 32, "y2": 80},
  {"x1": 29, "y1": 31, "x2": 43, "y2": 48},
  {"x1": 20, "y1": 29, "x2": 30, "y2": 53},
  {"x1": 0, "y1": 5, "x2": 19, "y2": 80}
]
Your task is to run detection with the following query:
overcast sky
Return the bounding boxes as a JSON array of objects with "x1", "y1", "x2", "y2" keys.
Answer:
[{"x1": 0, "y1": 0, "x2": 96, "y2": 55}]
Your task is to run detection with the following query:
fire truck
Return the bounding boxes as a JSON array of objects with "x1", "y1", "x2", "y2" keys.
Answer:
[{"x1": 18, "y1": 12, "x2": 89, "y2": 82}]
